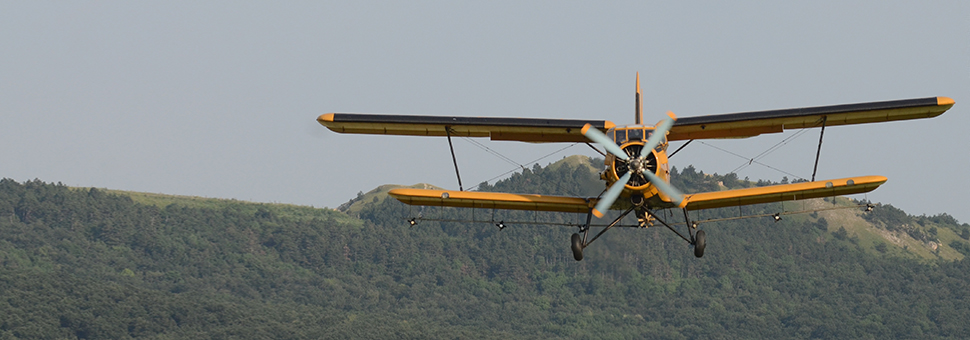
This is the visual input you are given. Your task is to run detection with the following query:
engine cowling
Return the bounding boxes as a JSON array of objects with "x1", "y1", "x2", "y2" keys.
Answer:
[{"x1": 613, "y1": 144, "x2": 657, "y2": 188}]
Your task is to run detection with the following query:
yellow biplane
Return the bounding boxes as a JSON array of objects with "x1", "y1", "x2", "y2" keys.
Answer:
[{"x1": 318, "y1": 75, "x2": 953, "y2": 261}]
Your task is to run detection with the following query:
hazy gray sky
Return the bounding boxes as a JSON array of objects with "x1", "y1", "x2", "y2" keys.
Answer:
[{"x1": 2, "y1": 2, "x2": 968, "y2": 223}]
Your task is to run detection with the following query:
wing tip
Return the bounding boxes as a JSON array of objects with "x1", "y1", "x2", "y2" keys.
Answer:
[
  {"x1": 317, "y1": 113, "x2": 336, "y2": 125},
  {"x1": 938, "y1": 97, "x2": 955, "y2": 107},
  {"x1": 386, "y1": 188, "x2": 411, "y2": 200}
]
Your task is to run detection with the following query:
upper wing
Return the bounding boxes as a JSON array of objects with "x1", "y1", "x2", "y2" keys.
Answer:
[
  {"x1": 388, "y1": 188, "x2": 595, "y2": 213},
  {"x1": 318, "y1": 113, "x2": 615, "y2": 143},
  {"x1": 682, "y1": 176, "x2": 887, "y2": 211},
  {"x1": 667, "y1": 97, "x2": 954, "y2": 141}
]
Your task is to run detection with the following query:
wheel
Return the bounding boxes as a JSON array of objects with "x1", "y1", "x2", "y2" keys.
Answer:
[
  {"x1": 571, "y1": 233, "x2": 584, "y2": 261},
  {"x1": 693, "y1": 230, "x2": 706, "y2": 258}
]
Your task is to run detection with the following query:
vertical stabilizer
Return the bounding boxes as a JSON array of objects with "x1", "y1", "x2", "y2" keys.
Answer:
[{"x1": 635, "y1": 72, "x2": 643, "y2": 125}]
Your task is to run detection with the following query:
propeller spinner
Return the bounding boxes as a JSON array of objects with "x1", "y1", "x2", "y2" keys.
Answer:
[{"x1": 582, "y1": 113, "x2": 686, "y2": 218}]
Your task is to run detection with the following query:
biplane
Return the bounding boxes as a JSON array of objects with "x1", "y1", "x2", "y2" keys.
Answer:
[{"x1": 318, "y1": 74, "x2": 953, "y2": 261}]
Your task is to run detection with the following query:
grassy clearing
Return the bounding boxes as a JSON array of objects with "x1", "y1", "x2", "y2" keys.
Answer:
[
  {"x1": 343, "y1": 183, "x2": 443, "y2": 217},
  {"x1": 802, "y1": 197, "x2": 967, "y2": 261},
  {"x1": 545, "y1": 155, "x2": 599, "y2": 174},
  {"x1": 71, "y1": 187, "x2": 362, "y2": 226}
]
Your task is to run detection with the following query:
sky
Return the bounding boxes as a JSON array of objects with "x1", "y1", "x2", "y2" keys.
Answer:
[{"x1": 2, "y1": 2, "x2": 968, "y2": 223}]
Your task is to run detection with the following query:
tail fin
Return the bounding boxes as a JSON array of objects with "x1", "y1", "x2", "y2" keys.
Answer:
[{"x1": 635, "y1": 72, "x2": 643, "y2": 125}]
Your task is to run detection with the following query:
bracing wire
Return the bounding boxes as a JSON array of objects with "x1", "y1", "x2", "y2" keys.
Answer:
[
  {"x1": 710, "y1": 118, "x2": 831, "y2": 180},
  {"x1": 460, "y1": 137, "x2": 524, "y2": 169},
  {"x1": 728, "y1": 128, "x2": 812, "y2": 176},
  {"x1": 465, "y1": 143, "x2": 581, "y2": 191},
  {"x1": 697, "y1": 133, "x2": 807, "y2": 181},
  {"x1": 737, "y1": 130, "x2": 809, "y2": 168}
]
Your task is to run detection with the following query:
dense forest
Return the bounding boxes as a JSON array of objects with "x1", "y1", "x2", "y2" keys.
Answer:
[{"x1": 2, "y1": 157, "x2": 970, "y2": 339}]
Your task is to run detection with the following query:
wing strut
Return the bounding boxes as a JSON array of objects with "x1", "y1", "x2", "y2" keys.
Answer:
[
  {"x1": 585, "y1": 142, "x2": 606, "y2": 157},
  {"x1": 810, "y1": 116, "x2": 827, "y2": 182},
  {"x1": 668, "y1": 139, "x2": 693, "y2": 159},
  {"x1": 446, "y1": 127, "x2": 464, "y2": 191},
  {"x1": 582, "y1": 206, "x2": 636, "y2": 248}
]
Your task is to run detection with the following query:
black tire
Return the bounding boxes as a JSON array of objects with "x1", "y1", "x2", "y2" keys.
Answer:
[
  {"x1": 694, "y1": 230, "x2": 706, "y2": 258},
  {"x1": 571, "y1": 233, "x2": 584, "y2": 261}
]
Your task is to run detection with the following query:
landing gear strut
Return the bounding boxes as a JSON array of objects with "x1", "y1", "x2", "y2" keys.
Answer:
[
  {"x1": 682, "y1": 208, "x2": 705, "y2": 258},
  {"x1": 570, "y1": 206, "x2": 707, "y2": 261},
  {"x1": 570, "y1": 206, "x2": 636, "y2": 261},
  {"x1": 645, "y1": 208, "x2": 707, "y2": 258}
]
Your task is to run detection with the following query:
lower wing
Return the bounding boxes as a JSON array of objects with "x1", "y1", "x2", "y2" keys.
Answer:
[
  {"x1": 682, "y1": 175, "x2": 887, "y2": 210},
  {"x1": 388, "y1": 189, "x2": 595, "y2": 213},
  {"x1": 388, "y1": 176, "x2": 886, "y2": 213}
]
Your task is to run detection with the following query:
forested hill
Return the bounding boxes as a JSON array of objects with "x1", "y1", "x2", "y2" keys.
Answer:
[{"x1": 2, "y1": 157, "x2": 970, "y2": 338}]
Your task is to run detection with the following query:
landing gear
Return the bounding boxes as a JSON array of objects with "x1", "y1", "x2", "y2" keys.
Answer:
[
  {"x1": 647, "y1": 207, "x2": 708, "y2": 259},
  {"x1": 569, "y1": 206, "x2": 634, "y2": 261},
  {"x1": 693, "y1": 230, "x2": 706, "y2": 258},
  {"x1": 571, "y1": 233, "x2": 584, "y2": 261},
  {"x1": 567, "y1": 206, "x2": 708, "y2": 260}
]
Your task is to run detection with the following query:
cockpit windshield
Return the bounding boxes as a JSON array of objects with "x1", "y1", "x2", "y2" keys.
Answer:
[
  {"x1": 627, "y1": 129, "x2": 643, "y2": 141},
  {"x1": 610, "y1": 127, "x2": 655, "y2": 145}
]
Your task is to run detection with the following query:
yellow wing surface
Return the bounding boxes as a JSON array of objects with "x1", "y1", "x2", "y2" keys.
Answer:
[
  {"x1": 388, "y1": 189, "x2": 594, "y2": 213},
  {"x1": 387, "y1": 175, "x2": 887, "y2": 213},
  {"x1": 667, "y1": 97, "x2": 953, "y2": 140},
  {"x1": 681, "y1": 176, "x2": 886, "y2": 211}
]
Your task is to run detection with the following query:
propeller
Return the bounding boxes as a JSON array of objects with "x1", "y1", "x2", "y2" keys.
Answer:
[
  {"x1": 580, "y1": 124, "x2": 629, "y2": 161},
  {"x1": 640, "y1": 113, "x2": 675, "y2": 158},
  {"x1": 592, "y1": 172, "x2": 631, "y2": 217},
  {"x1": 583, "y1": 112, "x2": 686, "y2": 218}
]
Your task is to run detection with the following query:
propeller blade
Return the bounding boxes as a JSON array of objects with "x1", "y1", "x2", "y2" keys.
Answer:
[
  {"x1": 641, "y1": 112, "x2": 677, "y2": 158},
  {"x1": 582, "y1": 124, "x2": 629, "y2": 160},
  {"x1": 642, "y1": 170, "x2": 686, "y2": 208},
  {"x1": 592, "y1": 172, "x2": 632, "y2": 218}
]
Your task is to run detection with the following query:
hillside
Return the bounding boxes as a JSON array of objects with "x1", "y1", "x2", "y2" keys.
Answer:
[
  {"x1": 336, "y1": 183, "x2": 445, "y2": 217},
  {"x1": 2, "y1": 158, "x2": 970, "y2": 338},
  {"x1": 99, "y1": 188, "x2": 362, "y2": 226}
]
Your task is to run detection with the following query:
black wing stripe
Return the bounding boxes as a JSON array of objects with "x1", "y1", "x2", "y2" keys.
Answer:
[
  {"x1": 330, "y1": 113, "x2": 611, "y2": 130},
  {"x1": 674, "y1": 97, "x2": 939, "y2": 126}
]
